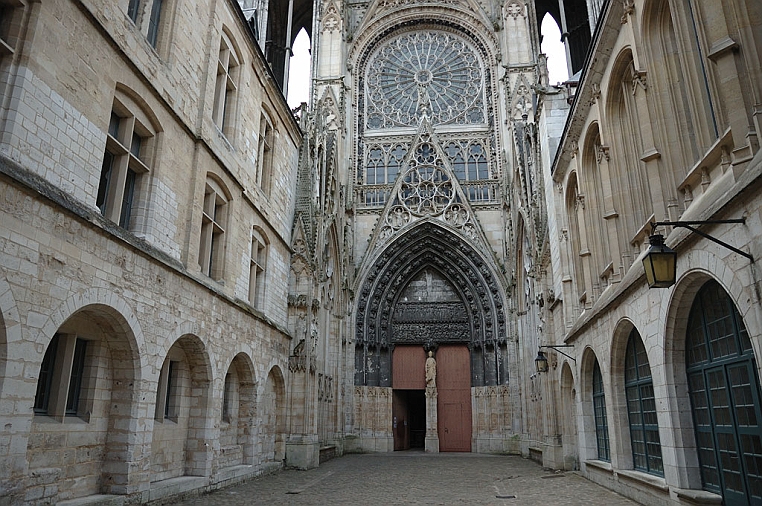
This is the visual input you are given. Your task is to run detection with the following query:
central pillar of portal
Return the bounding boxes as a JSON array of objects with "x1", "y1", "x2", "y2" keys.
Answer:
[{"x1": 425, "y1": 386, "x2": 439, "y2": 452}]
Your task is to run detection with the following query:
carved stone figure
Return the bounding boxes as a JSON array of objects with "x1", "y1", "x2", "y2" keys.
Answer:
[{"x1": 425, "y1": 350, "x2": 437, "y2": 387}]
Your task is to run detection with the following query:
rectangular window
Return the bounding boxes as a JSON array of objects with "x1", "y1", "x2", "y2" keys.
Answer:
[
  {"x1": 164, "y1": 360, "x2": 178, "y2": 420},
  {"x1": 249, "y1": 232, "x2": 266, "y2": 308},
  {"x1": 33, "y1": 334, "x2": 91, "y2": 420},
  {"x1": 65, "y1": 339, "x2": 88, "y2": 415},
  {"x1": 96, "y1": 152, "x2": 114, "y2": 215},
  {"x1": 213, "y1": 34, "x2": 239, "y2": 136},
  {"x1": 199, "y1": 180, "x2": 227, "y2": 279},
  {"x1": 98, "y1": 100, "x2": 153, "y2": 230},
  {"x1": 119, "y1": 168, "x2": 137, "y2": 228},
  {"x1": 0, "y1": 1, "x2": 24, "y2": 57},
  {"x1": 127, "y1": 0, "x2": 141, "y2": 22},
  {"x1": 146, "y1": 0, "x2": 163, "y2": 48},
  {"x1": 34, "y1": 334, "x2": 60, "y2": 414},
  {"x1": 257, "y1": 114, "x2": 274, "y2": 193},
  {"x1": 130, "y1": 132, "x2": 142, "y2": 158},
  {"x1": 109, "y1": 112, "x2": 121, "y2": 137},
  {"x1": 222, "y1": 372, "x2": 232, "y2": 422}
]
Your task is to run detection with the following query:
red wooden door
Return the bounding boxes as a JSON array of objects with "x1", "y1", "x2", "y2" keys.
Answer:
[
  {"x1": 393, "y1": 345, "x2": 426, "y2": 390},
  {"x1": 392, "y1": 346, "x2": 426, "y2": 451},
  {"x1": 436, "y1": 345, "x2": 472, "y2": 452}
]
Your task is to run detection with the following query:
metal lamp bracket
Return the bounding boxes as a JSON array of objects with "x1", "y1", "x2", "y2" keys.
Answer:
[
  {"x1": 652, "y1": 219, "x2": 753, "y2": 262},
  {"x1": 539, "y1": 344, "x2": 576, "y2": 363}
]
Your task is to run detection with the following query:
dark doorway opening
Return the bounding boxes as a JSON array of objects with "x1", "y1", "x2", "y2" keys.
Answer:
[{"x1": 393, "y1": 389, "x2": 425, "y2": 451}]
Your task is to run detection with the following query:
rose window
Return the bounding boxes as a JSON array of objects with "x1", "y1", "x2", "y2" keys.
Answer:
[{"x1": 365, "y1": 31, "x2": 485, "y2": 129}]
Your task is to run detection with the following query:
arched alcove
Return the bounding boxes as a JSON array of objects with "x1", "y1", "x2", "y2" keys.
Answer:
[
  {"x1": 262, "y1": 366, "x2": 286, "y2": 462},
  {"x1": 28, "y1": 303, "x2": 142, "y2": 500},
  {"x1": 151, "y1": 334, "x2": 212, "y2": 481},
  {"x1": 560, "y1": 362, "x2": 578, "y2": 470},
  {"x1": 219, "y1": 353, "x2": 257, "y2": 468}
]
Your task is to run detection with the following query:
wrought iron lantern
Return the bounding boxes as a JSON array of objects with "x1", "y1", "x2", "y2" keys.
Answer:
[
  {"x1": 642, "y1": 233, "x2": 677, "y2": 289},
  {"x1": 643, "y1": 218, "x2": 752, "y2": 289},
  {"x1": 535, "y1": 350, "x2": 549, "y2": 373}
]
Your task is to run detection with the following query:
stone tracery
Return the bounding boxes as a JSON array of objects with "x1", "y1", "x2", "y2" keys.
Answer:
[
  {"x1": 365, "y1": 30, "x2": 486, "y2": 129},
  {"x1": 356, "y1": 22, "x2": 500, "y2": 210},
  {"x1": 355, "y1": 222, "x2": 508, "y2": 387}
]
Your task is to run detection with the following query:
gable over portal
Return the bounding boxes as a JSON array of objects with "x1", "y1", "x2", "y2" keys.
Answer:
[{"x1": 355, "y1": 221, "x2": 508, "y2": 388}]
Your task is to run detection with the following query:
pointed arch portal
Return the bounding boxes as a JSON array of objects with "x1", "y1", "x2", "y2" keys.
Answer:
[{"x1": 355, "y1": 222, "x2": 507, "y2": 388}]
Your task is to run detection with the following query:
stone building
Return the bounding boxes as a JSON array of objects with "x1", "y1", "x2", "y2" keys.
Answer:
[
  {"x1": 534, "y1": 0, "x2": 762, "y2": 504},
  {"x1": 0, "y1": 0, "x2": 302, "y2": 503},
  {"x1": 0, "y1": 0, "x2": 761, "y2": 505}
]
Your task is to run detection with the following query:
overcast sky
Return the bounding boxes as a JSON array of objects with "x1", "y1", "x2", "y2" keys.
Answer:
[{"x1": 287, "y1": 17, "x2": 569, "y2": 109}]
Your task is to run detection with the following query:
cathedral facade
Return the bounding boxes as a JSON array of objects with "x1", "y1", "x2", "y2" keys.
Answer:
[{"x1": 0, "y1": 0, "x2": 761, "y2": 505}]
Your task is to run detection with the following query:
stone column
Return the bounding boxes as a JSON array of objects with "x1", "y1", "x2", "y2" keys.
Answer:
[{"x1": 425, "y1": 386, "x2": 439, "y2": 453}]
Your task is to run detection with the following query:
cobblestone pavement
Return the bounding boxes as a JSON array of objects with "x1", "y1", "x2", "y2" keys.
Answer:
[{"x1": 174, "y1": 453, "x2": 640, "y2": 505}]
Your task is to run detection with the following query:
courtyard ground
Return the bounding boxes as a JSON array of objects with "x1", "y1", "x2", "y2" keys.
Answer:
[{"x1": 171, "y1": 452, "x2": 640, "y2": 505}]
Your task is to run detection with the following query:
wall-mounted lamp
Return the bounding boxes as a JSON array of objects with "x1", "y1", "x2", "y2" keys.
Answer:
[
  {"x1": 642, "y1": 233, "x2": 676, "y2": 288},
  {"x1": 643, "y1": 219, "x2": 753, "y2": 289},
  {"x1": 535, "y1": 345, "x2": 575, "y2": 373}
]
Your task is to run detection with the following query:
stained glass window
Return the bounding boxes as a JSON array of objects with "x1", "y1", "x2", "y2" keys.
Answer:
[
  {"x1": 358, "y1": 28, "x2": 495, "y2": 208},
  {"x1": 365, "y1": 31, "x2": 486, "y2": 129}
]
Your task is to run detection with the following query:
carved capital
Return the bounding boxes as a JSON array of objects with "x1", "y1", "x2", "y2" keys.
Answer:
[
  {"x1": 621, "y1": 0, "x2": 635, "y2": 23},
  {"x1": 595, "y1": 144, "x2": 610, "y2": 163}
]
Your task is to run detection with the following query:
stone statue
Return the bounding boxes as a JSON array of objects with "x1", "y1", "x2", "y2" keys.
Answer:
[{"x1": 425, "y1": 350, "x2": 437, "y2": 387}]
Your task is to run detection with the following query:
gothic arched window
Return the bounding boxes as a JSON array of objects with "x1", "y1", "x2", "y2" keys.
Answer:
[
  {"x1": 593, "y1": 359, "x2": 610, "y2": 461},
  {"x1": 357, "y1": 26, "x2": 497, "y2": 208},
  {"x1": 686, "y1": 280, "x2": 762, "y2": 502},
  {"x1": 625, "y1": 328, "x2": 664, "y2": 475}
]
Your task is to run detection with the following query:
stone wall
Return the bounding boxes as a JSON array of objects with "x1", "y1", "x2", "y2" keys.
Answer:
[
  {"x1": 0, "y1": 0, "x2": 302, "y2": 503},
  {"x1": 536, "y1": 0, "x2": 762, "y2": 503},
  {"x1": 352, "y1": 387, "x2": 393, "y2": 453}
]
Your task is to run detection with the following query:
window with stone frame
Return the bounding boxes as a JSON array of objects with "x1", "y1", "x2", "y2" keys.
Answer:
[
  {"x1": 33, "y1": 334, "x2": 90, "y2": 420},
  {"x1": 0, "y1": 0, "x2": 24, "y2": 57},
  {"x1": 257, "y1": 111, "x2": 274, "y2": 193},
  {"x1": 248, "y1": 228, "x2": 267, "y2": 309},
  {"x1": 127, "y1": 0, "x2": 140, "y2": 23},
  {"x1": 592, "y1": 358, "x2": 610, "y2": 461},
  {"x1": 222, "y1": 372, "x2": 233, "y2": 423},
  {"x1": 126, "y1": 0, "x2": 172, "y2": 53},
  {"x1": 624, "y1": 329, "x2": 664, "y2": 475},
  {"x1": 97, "y1": 97, "x2": 154, "y2": 230},
  {"x1": 565, "y1": 172, "x2": 589, "y2": 310},
  {"x1": 199, "y1": 177, "x2": 229, "y2": 280},
  {"x1": 213, "y1": 30, "x2": 241, "y2": 138},
  {"x1": 0, "y1": 0, "x2": 25, "y2": 104},
  {"x1": 155, "y1": 358, "x2": 180, "y2": 422},
  {"x1": 357, "y1": 28, "x2": 498, "y2": 209},
  {"x1": 685, "y1": 279, "x2": 762, "y2": 500}
]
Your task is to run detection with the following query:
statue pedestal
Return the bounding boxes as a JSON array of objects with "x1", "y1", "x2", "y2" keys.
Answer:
[{"x1": 425, "y1": 386, "x2": 439, "y2": 453}]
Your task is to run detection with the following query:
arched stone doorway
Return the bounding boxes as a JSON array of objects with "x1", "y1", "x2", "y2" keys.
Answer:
[
  {"x1": 684, "y1": 279, "x2": 762, "y2": 505},
  {"x1": 355, "y1": 222, "x2": 507, "y2": 452}
]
